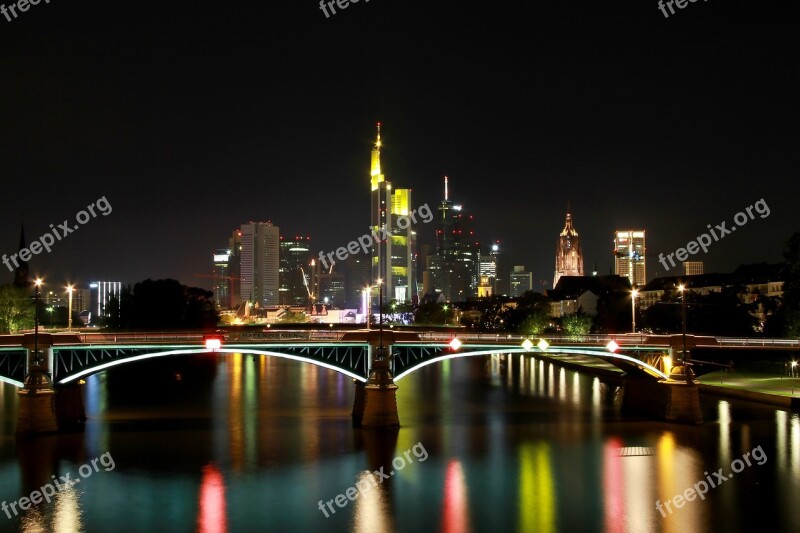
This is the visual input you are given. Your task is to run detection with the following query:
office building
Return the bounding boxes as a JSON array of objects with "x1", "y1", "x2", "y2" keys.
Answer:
[
  {"x1": 343, "y1": 254, "x2": 371, "y2": 309},
  {"x1": 227, "y1": 229, "x2": 242, "y2": 307},
  {"x1": 212, "y1": 249, "x2": 231, "y2": 308},
  {"x1": 90, "y1": 281, "x2": 122, "y2": 318},
  {"x1": 279, "y1": 236, "x2": 312, "y2": 307},
  {"x1": 480, "y1": 241, "x2": 502, "y2": 294},
  {"x1": 509, "y1": 266, "x2": 533, "y2": 298},
  {"x1": 424, "y1": 176, "x2": 479, "y2": 302},
  {"x1": 614, "y1": 230, "x2": 646, "y2": 287},
  {"x1": 683, "y1": 261, "x2": 704, "y2": 276},
  {"x1": 553, "y1": 210, "x2": 584, "y2": 288},
  {"x1": 368, "y1": 123, "x2": 416, "y2": 306},
  {"x1": 240, "y1": 221, "x2": 280, "y2": 308}
]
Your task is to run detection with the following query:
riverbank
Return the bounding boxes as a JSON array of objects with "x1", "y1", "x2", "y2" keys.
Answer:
[{"x1": 529, "y1": 352, "x2": 800, "y2": 411}]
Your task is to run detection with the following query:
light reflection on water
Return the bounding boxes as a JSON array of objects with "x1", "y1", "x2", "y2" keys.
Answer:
[{"x1": 0, "y1": 353, "x2": 797, "y2": 531}]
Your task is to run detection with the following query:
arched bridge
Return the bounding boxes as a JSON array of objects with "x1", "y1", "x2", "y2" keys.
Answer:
[{"x1": 4, "y1": 329, "x2": 791, "y2": 388}]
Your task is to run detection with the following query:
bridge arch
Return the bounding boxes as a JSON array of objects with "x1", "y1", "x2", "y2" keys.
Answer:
[
  {"x1": 392, "y1": 346, "x2": 668, "y2": 381},
  {"x1": 54, "y1": 345, "x2": 369, "y2": 386}
]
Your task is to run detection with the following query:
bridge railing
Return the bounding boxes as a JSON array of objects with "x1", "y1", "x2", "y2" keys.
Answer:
[
  {"x1": 415, "y1": 332, "x2": 651, "y2": 344},
  {"x1": 74, "y1": 330, "x2": 349, "y2": 344},
  {"x1": 714, "y1": 337, "x2": 800, "y2": 347}
]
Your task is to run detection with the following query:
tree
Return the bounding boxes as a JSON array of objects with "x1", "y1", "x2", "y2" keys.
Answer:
[
  {"x1": 782, "y1": 232, "x2": 800, "y2": 337},
  {"x1": 0, "y1": 284, "x2": 35, "y2": 334},
  {"x1": 414, "y1": 302, "x2": 454, "y2": 325},
  {"x1": 101, "y1": 279, "x2": 219, "y2": 329},
  {"x1": 504, "y1": 291, "x2": 552, "y2": 334},
  {"x1": 278, "y1": 310, "x2": 307, "y2": 323},
  {"x1": 562, "y1": 312, "x2": 592, "y2": 338}
]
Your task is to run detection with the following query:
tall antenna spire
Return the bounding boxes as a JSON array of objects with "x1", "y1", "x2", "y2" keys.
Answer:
[
  {"x1": 444, "y1": 175, "x2": 449, "y2": 201},
  {"x1": 370, "y1": 122, "x2": 383, "y2": 187}
]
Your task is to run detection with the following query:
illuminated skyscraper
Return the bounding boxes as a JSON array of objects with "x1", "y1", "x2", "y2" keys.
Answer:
[
  {"x1": 427, "y1": 176, "x2": 479, "y2": 301},
  {"x1": 509, "y1": 266, "x2": 533, "y2": 297},
  {"x1": 368, "y1": 123, "x2": 416, "y2": 305},
  {"x1": 480, "y1": 241, "x2": 501, "y2": 294},
  {"x1": 614, "y1": 230, "x2": 646, "y2": 287},
  {"x1": 279, "y1": 236, "x2": 312, "y2": 307},
  {"x1": 228, "y1": 229, "x2": 242, "y2": 307},
  {"x1": 90, "y1": 281, "x2": 122, "y2": 318},
  {"x1": 553, "y1": 210, "x2": 584, "y2": 288},
  {"x1": 212, "y1": 249, "x2": 231, "y2": 308},
  {"x1": 240, "y1": 221, "x2": 280, "y2": 308}
]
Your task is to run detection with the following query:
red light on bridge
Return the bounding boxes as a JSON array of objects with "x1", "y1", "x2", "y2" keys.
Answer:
[
  {"x1": 449, "y1": 338, "x2": 462, "y2": 351},
  {"x1": 606, "y1": 340, "x2": 619, "y2": 353},
  {"x1": 205, "y1": 338, "x2": 222, "y2": 351}
]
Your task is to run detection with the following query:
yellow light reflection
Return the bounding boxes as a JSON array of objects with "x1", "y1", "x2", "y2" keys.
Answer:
[
  {"x1": 791, "y1": 415, "x2": 800, "y2": 480},
  {"x1": 718, "y1": 401, "x2": 731, "y2": 463},
  {"x1": 52, "y1": 484, "x2": 83, "y2": 533},
  {"x1": 518, "y1": 442, "x2": 555, "y2": 533},
  {"x1": 353, "y1": 470, "x2": 393, "y2": 532},
  {"x1": 777, "y1": 410, "x2": 788, "y2": 472}
]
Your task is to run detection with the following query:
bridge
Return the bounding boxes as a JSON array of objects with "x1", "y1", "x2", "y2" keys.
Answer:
[{"x1": 3, "y1": 328, "x2": 798, "y2": 433}]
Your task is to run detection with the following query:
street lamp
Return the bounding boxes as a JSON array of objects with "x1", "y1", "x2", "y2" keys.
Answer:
[
  {"x1": 678, "y1": 283, "x2": 691, "y2": 382},
  {"x1": 631, "y1": 288, "x2": 638, "y2": 333},
  {"x1": 34, "y1": 278, "x2": 42, "y2": 365},
  {"x1": 377, "y1": 278, "x2": 384, "y2": 348},
  {"x1": 67, "y1": 285, "x2": 74, "y2": 331}
]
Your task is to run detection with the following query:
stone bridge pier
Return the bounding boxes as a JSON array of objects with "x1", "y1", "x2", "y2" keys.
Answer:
[
  {"x1": 621, "y1": 336, "x2": 702, "y2": 424},
  {"x1": 350, "y1": 330, "x2": 407, "y2": 428},
  {"x1": 16, "y1": 333, "x2": 85, "y2": 435}
]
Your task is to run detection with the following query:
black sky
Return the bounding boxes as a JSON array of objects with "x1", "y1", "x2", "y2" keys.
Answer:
[{"x1": 1, "y1": 0, "x2": 798, "y2": 291}]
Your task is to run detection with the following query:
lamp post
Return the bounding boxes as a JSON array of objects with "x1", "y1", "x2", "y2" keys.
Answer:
[
  {"x1": 67, "y1": 285, "x2": 74, "y2": 331},
  {"x1": 678, "y1": 283, "x2": 691, "y2": 382},
  {"x1": 34, "y1": 278, "x2": 42, "y2": 366},
  {"x1": 631, "y1": 288, "x2": 638, "y2": 333},
  {"x1": 377, "y1": 278, "x2": 384, "y2": 349}
]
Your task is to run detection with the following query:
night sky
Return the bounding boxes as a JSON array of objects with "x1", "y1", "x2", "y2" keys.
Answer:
[{"x1": 1, "y1": 0, "x2": 797, "y2": 292}]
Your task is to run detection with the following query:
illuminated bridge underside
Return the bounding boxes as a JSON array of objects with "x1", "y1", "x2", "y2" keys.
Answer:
[
  {"x1": 0, "y1": 342, "x2": 666, "y2": 389},
  {"x1": 0, "y1": 348, "x2": 27, "y2": 387},
  {"x1": 392, "y1": 344, "x2": 668, "y2": 381},
  {"x1": 51, "y1": 344, "x2": 370, "y2": 385}
]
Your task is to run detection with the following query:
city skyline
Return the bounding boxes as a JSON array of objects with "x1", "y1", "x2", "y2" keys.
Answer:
[{"x1": 1, "y1": 2, "x2": 796, "y2": 292}]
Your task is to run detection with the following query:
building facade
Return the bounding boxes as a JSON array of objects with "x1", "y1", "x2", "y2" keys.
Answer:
[
  {"x1": 683, "y1": 261, "x2": 704, "y2": 276},
  {"x1": 424, "y1": 176, "x2": 480, "y2": 302},
  {"x1": 614, "y1": 230, "x2": 646, "y2": 287},
  {"x1": 90, "y1": 281, "x2": 122, "y2": 319},
  {"x1": 240, "y1": 221, "x2": 280, "y2": 308},
  {"x1": 279, "y1": 236, "x2": 312, "y2": 307},
  {"x1": 212, "y1": 248, "x2": 231, "y2": 308},
  {"x1": 480, "y1": 242, "x2": 501, "y2": 295},
  {"x1": 368, "y1": 123, "x2": 416, "y2": 306},
  {"x1": 509, "y1": 266, "x2": 533, "y2": 297}
]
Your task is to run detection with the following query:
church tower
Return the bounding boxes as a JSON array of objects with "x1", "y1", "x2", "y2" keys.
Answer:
[{"x1": 553, "y1": 210, "x2": 584, "y2": 287}]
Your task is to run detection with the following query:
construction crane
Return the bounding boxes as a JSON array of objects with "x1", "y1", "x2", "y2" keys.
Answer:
[{"x1": 300, "y1": 265, "x2": 315, "y2": 313}]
